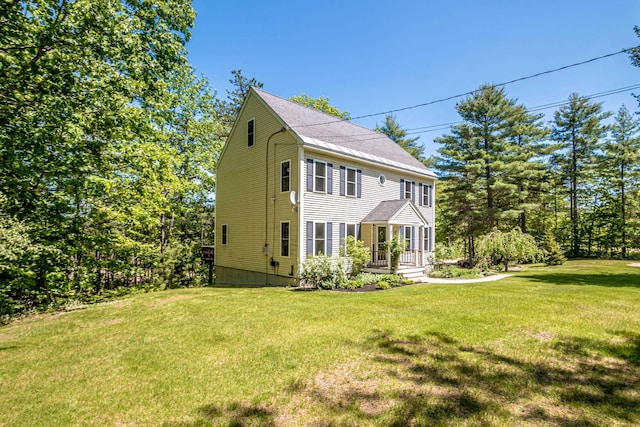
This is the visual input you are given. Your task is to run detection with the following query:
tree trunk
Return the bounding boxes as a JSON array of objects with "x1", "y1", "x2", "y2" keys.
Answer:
[{"x1": 621, "y1": 163, "x2": 627, "y2": 258}]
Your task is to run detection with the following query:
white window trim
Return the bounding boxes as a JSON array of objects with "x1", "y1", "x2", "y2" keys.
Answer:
[
  {"x1": 281, "y1": 159, "x2": 291, "y2": 193},
  {"x1": 221, "y1": 224, "x2": 228, "y2": 245},
  {"x1": 403, "y1": 180, "x2": 413, "y2": 200},
  {"x1": 404, "y1": 226, "x2": 412, "y2": 249},
  {"x1": 280, "y1": 221, "x2": 290, "y2": 257},
  {"x1": 247, "y1": 118, "x2": 255, "y2": 148},
  {"x1": 313, "y1": 160, "x2": 327, "y2": 193},
  {"x1": 345, "y1": 223, "x2": 357, "y2": 239},
  {"x1": 345, "y1": 166, "x2": 357, "y2": 197},
  {"x1": 313, "y1": 222, "x2": 326, "y2": 256}
]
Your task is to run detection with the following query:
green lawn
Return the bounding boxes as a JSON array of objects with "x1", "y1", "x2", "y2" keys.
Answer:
[{"x1": 1, "y1": 260, "x2": 639, "y2": 426}]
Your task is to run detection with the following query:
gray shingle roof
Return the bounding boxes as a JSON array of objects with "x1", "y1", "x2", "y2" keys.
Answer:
[
  {"x1": 361, "y1": 200, "x2": 417, "y2": 223},
  {"x1": 253, "y1": 88, "x2": 435, "y2": 177}
]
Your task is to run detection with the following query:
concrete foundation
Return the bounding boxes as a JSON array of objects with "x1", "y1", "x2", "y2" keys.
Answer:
[{"x1": 214, "y1": 265, "x2": 297, "y2": 287}]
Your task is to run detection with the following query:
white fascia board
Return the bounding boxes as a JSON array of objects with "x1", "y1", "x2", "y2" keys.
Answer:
[{"x1": 299, "y1": 135, "x2": 438, "y2": 180}]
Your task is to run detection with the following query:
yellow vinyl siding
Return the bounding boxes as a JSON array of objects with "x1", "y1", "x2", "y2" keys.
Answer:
[{"x1": 216, "y1": 92, "x2": 299, "y2": 278}]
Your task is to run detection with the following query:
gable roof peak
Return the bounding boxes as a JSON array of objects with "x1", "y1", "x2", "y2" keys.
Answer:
[{"x1": 250, "y1": 88, "x2": 436, "y2": 178}]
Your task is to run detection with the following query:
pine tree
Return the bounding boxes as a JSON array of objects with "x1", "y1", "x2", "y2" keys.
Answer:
[
  {"x1": 542, "y1": 230, "x2": 567, "y2": 266},
  {"x1": 375, "y1": 115, "x2": 424, "y2": 161},
  {"x1": 601, "y1": 104, "x2": 640, "y2": 257},
  {"x1": 503, "y1": 106, "x2": 551, "y2": 234},
  {"x1": 551, "y1": 94, "x2": 610, "y2": 257}
]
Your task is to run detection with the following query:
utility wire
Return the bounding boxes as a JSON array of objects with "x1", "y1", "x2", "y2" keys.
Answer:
[
  {"x1": 291, "y1": 47, "x2": 637, "y2": 129},
  {"x1": 305, "y1": 83, "x2": 640, "y2": 143}
]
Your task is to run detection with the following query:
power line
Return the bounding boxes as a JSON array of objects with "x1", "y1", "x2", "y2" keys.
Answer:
[
  {"x1": 291, "y1": 47, "x2": 637, "y2": 129},
  {"x1": 304, "y1": 83, "x2": 640, "y2": 142}
]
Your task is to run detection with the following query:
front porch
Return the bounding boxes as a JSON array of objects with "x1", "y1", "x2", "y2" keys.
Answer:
[{"x1": 360, "y1": 199, "x2": 433, "y2": 276}]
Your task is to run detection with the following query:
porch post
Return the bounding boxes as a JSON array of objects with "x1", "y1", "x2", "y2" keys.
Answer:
[
  {"x1": 387, "y1": 225, "x2": 392, "y2": 268},
  {"x1": 420, "y1": 226, "x2": 425, "y2": 266}
]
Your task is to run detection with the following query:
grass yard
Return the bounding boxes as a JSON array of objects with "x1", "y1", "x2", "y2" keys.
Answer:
[{"x1": 1, "y1": 260, "x2": 639, "y2": 426}]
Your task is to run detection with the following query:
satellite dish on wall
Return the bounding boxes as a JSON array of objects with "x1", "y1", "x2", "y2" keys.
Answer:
[{"x1": 289, "y1": 190, "x2": 298, "y2": 211}]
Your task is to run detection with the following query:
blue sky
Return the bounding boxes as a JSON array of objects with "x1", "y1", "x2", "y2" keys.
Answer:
[{"x1": 187, "y1": 0, "x2": 640, "y2": 157}]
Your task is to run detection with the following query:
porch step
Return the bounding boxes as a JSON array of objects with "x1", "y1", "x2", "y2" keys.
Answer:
[{"x1": 397, "y1": 267, "x2": 428, "y2": 283}]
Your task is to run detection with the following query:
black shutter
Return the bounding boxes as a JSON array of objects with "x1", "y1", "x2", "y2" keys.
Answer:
[
  {"x1": 356, "y1": 169, "x2": 362, "y2": 198},
  {"x1": 400, "y1": 179, "x2": 405, "y2": 199},
  {"x1": 339, "y1": 223, "x2": 345, "y2": 251},
  {"x1": 326, "y1": 222, "x2": 333, "y2": 256},
  {"x1": 306, "y1": 159, "x2": 314, "y2": 191},
  {"x1": 340, "y1": 166, "x2": 346, "y2": 196},
  {"x1": 306, "y1": 221, "x2": 313, "y2": 257},
  {"x1": 327, "y1": 163, "x2": 333, "y2": 194}
]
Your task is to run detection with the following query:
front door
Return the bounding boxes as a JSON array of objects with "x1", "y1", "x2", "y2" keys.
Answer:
[{"x1": 376, "y1": 226, "x2": 387, "y2": 263}]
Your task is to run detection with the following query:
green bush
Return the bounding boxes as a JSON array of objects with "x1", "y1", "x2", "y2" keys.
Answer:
[
  {"x1": 375, "y1": 281, "x2": 391, "y2": 290},
  {"x1": 301, "y1": 255, "x2": 347, "y2": 289},
  {"x1": 429, "y1": 266, "x2": 483, "y2": 279},
  {"x1": 341, "y1": 236, "x2": 371, "y2": 277},
  {"x1": 342, "y1": 279, "x2": 364, "y2": 290},
  {"x1": 542, "y1": 230, "x2": 567, "y2": 266}
]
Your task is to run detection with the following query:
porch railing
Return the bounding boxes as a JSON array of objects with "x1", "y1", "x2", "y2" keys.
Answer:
[{"x1": 369, "y1": 249, "x2": 423, "y2": 267}]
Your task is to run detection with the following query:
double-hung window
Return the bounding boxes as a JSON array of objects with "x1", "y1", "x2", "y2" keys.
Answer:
[
  {"x1": 281, "y1": 160, "x2": 290, "y2": 192},
  {"x1": 400, "y1": 179, "x2": 415, "y2": 201},
  {"x1": 404, "y1": 226, "x2": 412, "y2": 250},
  {"x1": 314, "y1": 161, "x2": 326, "y2": 192},
  {"x1": 424, "y1": 226, "x2": 433, "y2": 252},
  {"x1": 281, "y1": 222, "x2": 290, "y2": 257},
  {"x1": 421, "y1": 184, "x2": 433, "y2": 207},
  {"x1": 346, "y1": 167, "x2": 356, "y2": 197},
  {"x1": 314, "y1": 222, "x2": 325, "y2": 256},
  {"x1": 306, "y1": 221, "x2": 333, "y2": 257},
  {"x1": 307, "y1": 159, "x2": 333, "y2": 193}
]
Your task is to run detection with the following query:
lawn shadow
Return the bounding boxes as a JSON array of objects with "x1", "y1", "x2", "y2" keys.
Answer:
[
  {"x1": 521, "y1": 272, "x2": 640, "y2": 288},
  {"x1": 281, "y1": 329, "x2": 640, "y2": 425},
  {"x1": 167, "y1": 330, "x2": 640, "y2": 426},
  {"x1": 164, "y1": 401, "x2": 276, "y2": 427},
  {"x1": 355, "y1": 329, "x2": 640, "y2": 425}
]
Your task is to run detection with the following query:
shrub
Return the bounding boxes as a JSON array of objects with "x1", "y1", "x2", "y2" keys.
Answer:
[
  {"x1": 354, "y1": 272, "x2": 380, "y2": 285},
  {"x1": 342, "y1": 279, "x2": 364, "y2": 290},
  {"x1": 542, "y1": 230, "x2": 567, "y2": 266},
  {"x1": 375, "y1": 281, "x2": 391, "y2": 290},
  {"x1": 341, "y1": 236, "x2": 371, "y2": 277},
  {"x1": 381, "y1": 235, "x2": 407, "y2": 273},
  {"x1": 301, "y1": 255, "x2": 347, "y2": 289},
  {"x1": 477, "y1": 228, "x2": 540, "y2": 272}
]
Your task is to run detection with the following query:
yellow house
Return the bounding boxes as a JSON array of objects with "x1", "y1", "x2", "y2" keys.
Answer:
[{"x1": 215, "y1": 88, "x2": 437, "y2": 286}]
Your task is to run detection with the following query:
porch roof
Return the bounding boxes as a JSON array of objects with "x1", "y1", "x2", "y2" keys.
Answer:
[{"x1": 361, "y1": 199, "x2": 429, "y2": 226}]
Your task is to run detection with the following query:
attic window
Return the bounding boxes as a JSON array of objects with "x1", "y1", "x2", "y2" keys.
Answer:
[{"x1": 247, "y1": 119, "x2": 255, "y2": 147}]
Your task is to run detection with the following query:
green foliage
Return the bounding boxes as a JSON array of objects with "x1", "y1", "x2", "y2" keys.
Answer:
[
  {"x1": 301, "y1": 255, "x2": 347, "y2": 289},
  {"x1": 551, "y1": 94, "x2": 611, "y2": 257},
  {"x1": 477, "y1": 228, "x2": 540, "y2": 272},
  {"x1": 340, "y1": 236, "x2": 370, "y2": 277},
  {"x1": 375, "y1": 281, "x2": 391, "y2": 290},
  {"x1": 381, "y1": 235, "x2": 407, "y2": 273},
  {"x1": 542, "y1": 230, "x2": 567, "y2": 266},
  {"x1": 0, "y1": 0, "x2": 220, "y2": 317},
  {"x1": 429, "y1": 266, "x2": 484, "y2": 279},
  {"x1": 289, "y1": 94, "x2": 351, "y2": 119},
  {"x1": 435, "y1": 85, "x2": 550, "y2": 258},
  {"x1": 375, "y1": 114, "x2": 425, "y2": 161}
]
